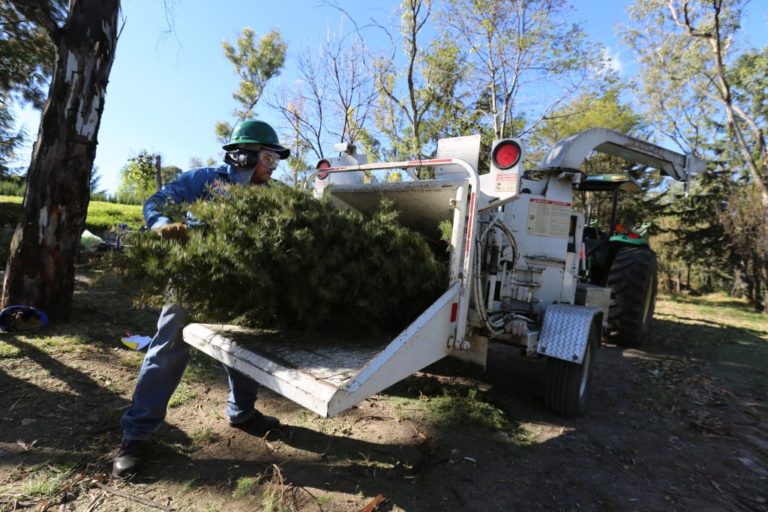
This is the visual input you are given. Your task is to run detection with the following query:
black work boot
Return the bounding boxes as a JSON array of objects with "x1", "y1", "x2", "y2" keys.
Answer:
[
  {"x1": 230, "y1": 411, "x2": 282, "y2": 438},
  {"x1": 112, "y1": 439, "x2": 145, "y2": 478}
]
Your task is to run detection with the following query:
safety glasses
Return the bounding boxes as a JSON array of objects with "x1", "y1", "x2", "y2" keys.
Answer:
[{"x1": 259, "y1": 149, "x2": 281, "y2": 169}]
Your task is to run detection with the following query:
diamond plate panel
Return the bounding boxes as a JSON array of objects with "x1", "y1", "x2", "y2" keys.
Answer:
[{"x1": 536, "y1": 304, "x2": 599, "y2": 363}]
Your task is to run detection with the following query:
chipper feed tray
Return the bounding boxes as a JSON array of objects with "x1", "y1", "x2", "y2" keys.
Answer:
[{"x1": 183, "y1": 283, "x2": 460, "y2": 417}]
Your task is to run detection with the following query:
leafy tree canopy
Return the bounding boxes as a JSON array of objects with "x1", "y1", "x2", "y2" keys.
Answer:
[
  {"x1": 215, "y1": 28, "x2": 286, "y2": 144},
  {"x1": 0, "y1": 1, "x2": 62, "y2": 173},
  {"x1": 116, "y1": 150, "x2": 159, "y2": 204}
]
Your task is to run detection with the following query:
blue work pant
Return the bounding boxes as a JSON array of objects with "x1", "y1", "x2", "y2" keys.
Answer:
[{"x1": 120, "y1": 304, "x2": 260, "y2": 440}]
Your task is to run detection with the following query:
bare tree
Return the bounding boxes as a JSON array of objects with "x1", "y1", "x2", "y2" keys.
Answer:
[
  {"x1": 2, "y1": 0, "x2": 120, "y2": 320},
  {"x1": 372, "y1": 0, "x2": 436, "y2": 162},
  {"x1": 439, "y1": 0, "x2": 596, "y2": 140},
  {"x1": 664, "y1": 0, "x2": 768, "y2": 208},
  {"x1": 271, "y1": 22, "x2": 377, "y2": 164}
]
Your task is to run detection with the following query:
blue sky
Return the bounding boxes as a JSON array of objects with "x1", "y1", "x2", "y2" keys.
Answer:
[{"x1": 11, "y1": 0, "x2": 768, "y2": 194}]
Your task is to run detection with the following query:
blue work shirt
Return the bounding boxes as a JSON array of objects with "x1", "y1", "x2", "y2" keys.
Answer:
[{"x1": 143, "y1": 164, "x2": 247, "y2": 229}]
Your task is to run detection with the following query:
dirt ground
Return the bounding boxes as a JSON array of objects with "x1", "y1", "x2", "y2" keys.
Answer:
[{"x1": 1, "y1": 272, "x2": 767, "y2": 511}]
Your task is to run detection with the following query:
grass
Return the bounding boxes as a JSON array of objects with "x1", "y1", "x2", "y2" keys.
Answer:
[
  {"x1": 20, "y1": 465, "x2": 74, "y2": 499},
  {"x1": 232, "y1": 465, "x2": 291, "y2": 511},
  {"x1": 431, "y1": 392, "x2": 529, "y2": 445},
  {"x1": 0, "y1": 195, "x2": 144, "y2": 269},
  {"x1": 181, "y1": 478, "x2": 199, "y2": 491},
  {"x1": 34, "y1": 334, "x2": 89, "y2": 354},
  {"x1": 0, "y1": 334, "x2": 88, "y2": 358},
  {"x1": 0, "y1": 339, "x2": 22, "y2": 358},
  {"x1": 186, "y1": 350, "x2": 224, "y2": 384},
  {"x1": 192, "y1": 426, "x2": 220, "y2": 446},
  {"x1": 388, "y1": 374, "x2": 530, "y2": 447},
  {"x1": 258, "y1": 465, "x2": 290, "y2": 512},
  {"x1": 168, "y1": 383, "x2": 197, "y2": 408},
  {"x1": 233, "y1": 475, "x2": 259, "y2": 497},
  {"x1": 117, "y1": 349, "x2": 145, "y2": 369}
]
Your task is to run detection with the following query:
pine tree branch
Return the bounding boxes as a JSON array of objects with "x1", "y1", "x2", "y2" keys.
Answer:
[{"x1": 9, "y1": 0, "x2": 62, "y2": 43}]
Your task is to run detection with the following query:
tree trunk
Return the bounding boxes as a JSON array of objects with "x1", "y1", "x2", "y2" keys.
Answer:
[
  {"x1": 752, "y1": 252, "x2": 764, "y2": 312},
  {"x1": 731, "y1": 269, "x2": 742, "y2": 297},
  {"x1": 743, "y1": 258, "x2": 757, "y2": 309},
  {"x1": 762, "y1": 261, "x2": 768, "y2": 315},
  {"x1": 155, "y1": 154, "x2": 163, "y2": 191},
  {"x1": 1, "y1": 0, "x2": 120, "y2": 321}
]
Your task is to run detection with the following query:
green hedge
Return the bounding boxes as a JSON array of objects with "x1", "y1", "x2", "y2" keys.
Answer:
[
  {"x1": 0, "y1": 196, "x2": 22, "y2": 227},
  {"x1": 0, "y1": 195, "x2": 144, "y2": 234},
  {"x1": 84, "y1": 201, "x2": 144, "y2": 233},
  {"x1": 0, "y1": 196, "x2": 145, "y2": 267}
]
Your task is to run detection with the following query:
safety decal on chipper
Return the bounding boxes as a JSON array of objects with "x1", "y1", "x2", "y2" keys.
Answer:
[
  {"x1": 495, "y1": 173, "x2": 519, "y2": 194},
  {"x1": 527, "y1": 199, "x2": 572, "y2": 238}
]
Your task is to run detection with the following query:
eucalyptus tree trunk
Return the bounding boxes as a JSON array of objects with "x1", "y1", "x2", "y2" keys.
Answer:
[{"x1": 2, "y1": 0, "x2": 120, "y2": 321}]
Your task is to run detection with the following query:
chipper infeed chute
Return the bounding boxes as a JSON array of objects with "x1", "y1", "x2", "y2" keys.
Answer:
[
  {"x1": 183, "y1": 152, "x2": 482, "y2": 417},
  {"x1": 325, "y1": 179, "x2": 464, "y2": 239}
]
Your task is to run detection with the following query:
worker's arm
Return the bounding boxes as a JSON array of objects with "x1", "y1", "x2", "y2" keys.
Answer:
[{"x1": 143, "y1": 168, "x2": 225, "y2": 229}]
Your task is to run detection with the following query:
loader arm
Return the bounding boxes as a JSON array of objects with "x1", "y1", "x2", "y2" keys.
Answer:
[{"x1": 540, "y1": 128, "x2": 705, "y2": 181}]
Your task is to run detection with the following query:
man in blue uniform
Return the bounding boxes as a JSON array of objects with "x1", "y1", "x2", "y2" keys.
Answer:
[{"x1": 113, "y1": 120, "x2": 289, "y2": 478}]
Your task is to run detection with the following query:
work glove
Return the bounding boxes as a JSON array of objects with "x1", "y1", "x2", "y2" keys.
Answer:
[{"x1": 153, "y1": 222, "x2": 188, "y2": 241}]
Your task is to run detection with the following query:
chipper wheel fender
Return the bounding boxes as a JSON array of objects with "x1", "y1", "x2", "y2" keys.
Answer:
[
  {"x1": 544, "y1": 322, "x2": 599, "y2": 418},
  {"x1": 605, "y1": 246, "x2": 658, "y2": 347}
]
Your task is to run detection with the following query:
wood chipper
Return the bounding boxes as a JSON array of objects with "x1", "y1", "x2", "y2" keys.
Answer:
[{"x1": 183, "y1": 128, "x2": 704, "y2": 418}]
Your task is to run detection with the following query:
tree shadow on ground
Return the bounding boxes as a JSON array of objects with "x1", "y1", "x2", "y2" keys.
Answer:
[
  {"x1": 638, "y1": 317, "x2": 768, "y2": 371},
  {"x1": 0, "y1": 334, "x2": 192, "y2": 471},
  {"x1": 0, "y1": 334, "x2": 129, "y2": 424}
]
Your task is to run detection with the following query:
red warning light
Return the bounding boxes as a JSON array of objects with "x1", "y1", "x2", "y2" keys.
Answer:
[
  {"x1": 317, "y1": 159, "x2": 331, "y2": 179},
  {"x1": 492, "y1": 141, "x2": 521, "y2": 170}
]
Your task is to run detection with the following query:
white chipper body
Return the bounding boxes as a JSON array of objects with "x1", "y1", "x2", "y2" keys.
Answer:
[{"x1": 184, "y1": 128, "x2": 704, "y2": 418}]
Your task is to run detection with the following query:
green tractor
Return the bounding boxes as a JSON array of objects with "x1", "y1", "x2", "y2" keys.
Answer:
[{"x1": 577, "y1": 174, "x2": 659, "y2": 347}]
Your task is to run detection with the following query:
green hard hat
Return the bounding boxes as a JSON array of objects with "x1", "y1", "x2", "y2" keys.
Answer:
[{"x1": 222, "y1": 120, "x2": 290, "y2": 158}]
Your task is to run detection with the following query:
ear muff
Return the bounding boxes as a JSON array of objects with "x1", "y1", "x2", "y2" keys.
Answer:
[{"x1": 225, "y1": 149, "x2": 259, "y2": 169}]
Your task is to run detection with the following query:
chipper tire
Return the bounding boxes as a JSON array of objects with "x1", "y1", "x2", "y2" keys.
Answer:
[
  {"x1": 605, "y1": 246, "x2": 658, "y2": 347},
  {"x1": 544, "y1": 323, "x2": 598, "y2": 418}
]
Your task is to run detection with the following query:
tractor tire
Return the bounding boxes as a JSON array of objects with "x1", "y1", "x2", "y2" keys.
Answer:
[
  {"x1": 544, "y1": 322, "x2": 598, "y2": 418},
  {"x1": 605, "y1": 246, "x2": 658, "y2": 347}
]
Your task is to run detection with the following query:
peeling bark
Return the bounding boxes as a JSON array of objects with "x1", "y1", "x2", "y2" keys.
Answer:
[{"x1": 2, "y1": 0, "x2": 120, "y2": 321}]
